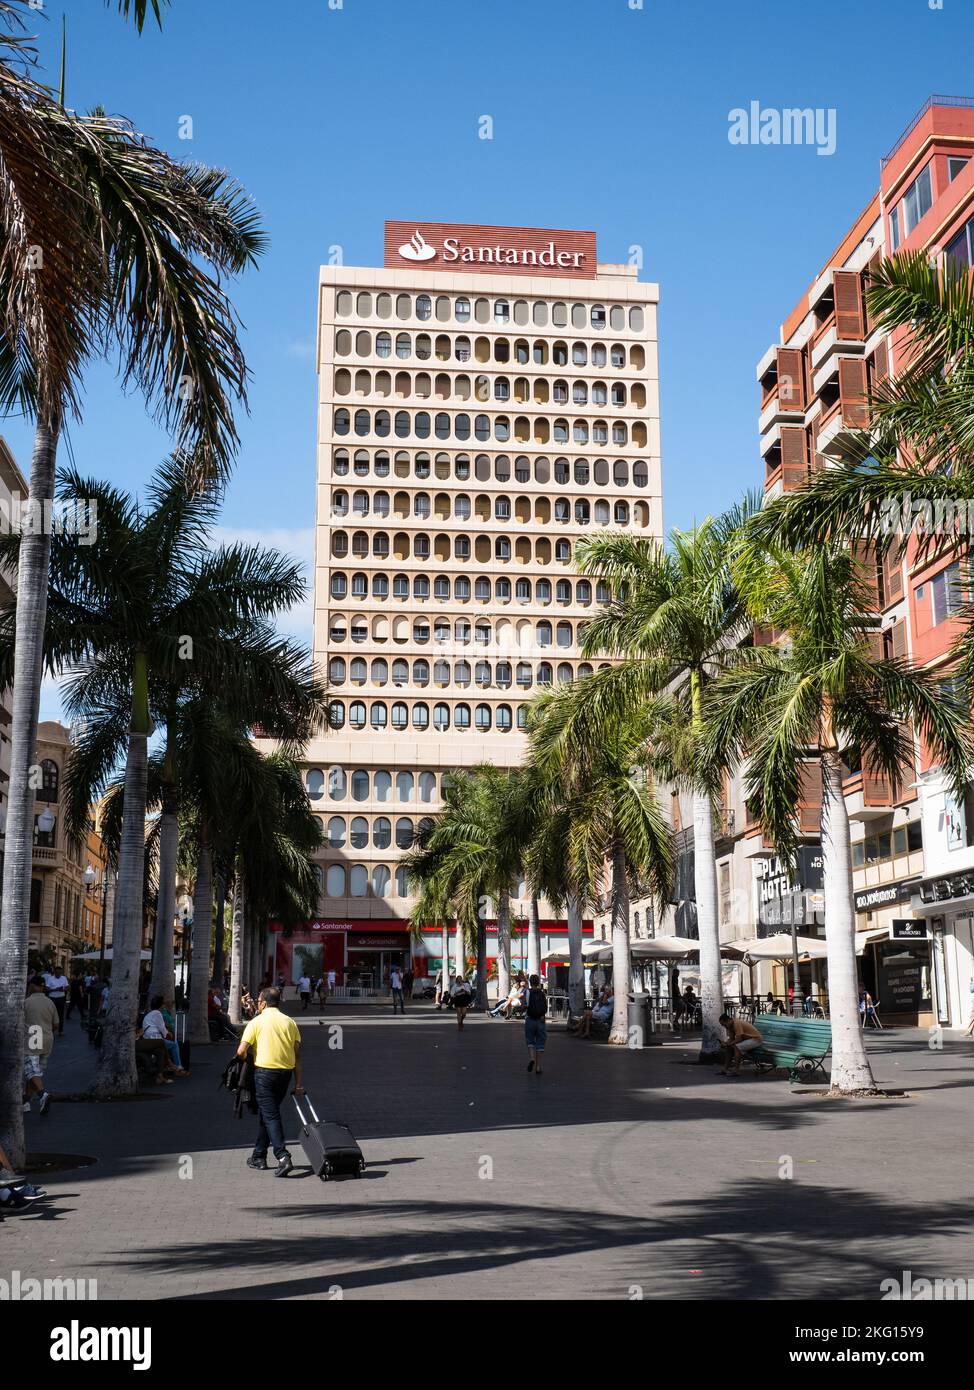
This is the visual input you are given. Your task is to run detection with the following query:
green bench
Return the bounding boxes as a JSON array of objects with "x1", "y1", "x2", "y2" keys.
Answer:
[{"x1": 747, "y1": 1015, "x2": 832, "y2": 1082}]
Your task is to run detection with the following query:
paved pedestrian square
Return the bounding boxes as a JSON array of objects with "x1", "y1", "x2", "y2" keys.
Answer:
[{"x1": 5, "y1": 1004, "x2": 974, "y2": 1301}]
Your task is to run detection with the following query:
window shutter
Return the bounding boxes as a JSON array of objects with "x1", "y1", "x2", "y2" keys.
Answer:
[
  {"x1": 882, "y1": 548, "x2": 904, "y2": 605},
  {"x1": 839, "y1": 358, "x2": 869, "y2": 427},
  {"x1": 870, "y1": 337, "x2": 889, "y2": 383},
  {"x1": 833, "y1": 270, "x2": 865, "y2": 339},
  {"x1": 798, "y1": 760, "x2": 823, "y2": 833},
  {"x1": 780, "y1": 425, "x2": 808, "y2": 490},
  {"x1": 853, "y1": 540, "x2": 881, "y2": 608},
  {"x1": 807, "y1": 415, "x2": 823, "y2": 472},
  {"x1": 887, "y1": 618, "x2": 907, "y2": 660},
  {"x1": 775, "y1": 347, "x2": 805, "y2": 411}
]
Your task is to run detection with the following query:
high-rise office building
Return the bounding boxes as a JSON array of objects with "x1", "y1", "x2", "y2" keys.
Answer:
[{"x1": 266, "y1": 221, "x2": 662, "y2": 987}]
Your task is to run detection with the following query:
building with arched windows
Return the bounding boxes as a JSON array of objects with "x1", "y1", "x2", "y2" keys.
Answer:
[{"x1": 260, "y1": 223, "x2": 663, "y2": 988}]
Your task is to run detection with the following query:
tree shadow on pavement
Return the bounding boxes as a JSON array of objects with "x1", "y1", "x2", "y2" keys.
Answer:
[{"x1": 118, "y1": 1180, "x2": 974, "y2": 1301}]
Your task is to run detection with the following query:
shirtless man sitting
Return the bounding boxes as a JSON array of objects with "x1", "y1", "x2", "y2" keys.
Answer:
[{"x1": 718, "y1": 1012, "x2": 764, "y2": 1076}]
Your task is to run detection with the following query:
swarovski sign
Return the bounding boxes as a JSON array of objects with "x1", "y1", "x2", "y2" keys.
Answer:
[{"x1": 385, "y1": 221, "x2": 597, "y2": 279}]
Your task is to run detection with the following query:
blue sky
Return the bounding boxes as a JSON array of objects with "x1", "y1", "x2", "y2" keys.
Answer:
[{"x1": 12, "y1": 0, "x2": 974, "y2": 719}]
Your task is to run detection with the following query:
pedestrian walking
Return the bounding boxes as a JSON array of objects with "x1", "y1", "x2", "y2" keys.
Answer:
[
  {"x1": 43, "y1": 967, "x2": 69, "y2": 1036},
  {"x1": 390, "y1": 965, "x2": 405, "y2": 1015},
  {"x1": 451, "y1": 975, "x2": 473, "y2": 1029},
  {"x1": 966, "y1": 979, "x2": 974, "y2": 1037},
  {"x1": 236, "y1": 987, "x2": 304, "y2": 1177},
  {"x1": 434, "y1": 968, "x2": 444, "y2": 1009},
  {"x1": 23, "y1": 977, "x2": 58, "y2": 1115},
  {"x1": 403, "y1": 964, "x2": 414, "y2": 1001},
  {"x1": 297, "y1": 973, "x2": 312, "y2": 1011},
  {"x1": 524, "y1": 974, "x2": 548, "y2": 1074},
  {"x1": 326, "y1": 968, "x2": 336, "y2": 1002},
  {"x1": 66, "y1": 971, "x2": 84, "y2": 1022}
]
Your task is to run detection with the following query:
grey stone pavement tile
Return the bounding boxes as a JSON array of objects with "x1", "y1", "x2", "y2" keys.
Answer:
[{"x1": 4, "y1": 1003, "x2": 974, "y2": 1300}]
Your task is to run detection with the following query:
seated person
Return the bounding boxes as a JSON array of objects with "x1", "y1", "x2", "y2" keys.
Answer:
[
  {"x1": 142, "y1": 994, "x2": 186, "y2": 1073},
  {"x1": 491, "y1": 977, "x2": 526, "y2": 1018},
  {"x1": 135, "y1": 1024, "x2": 180, "y2": 1085},
  {"x1": 718, "y1": 1013, "x2": 764, "y2": 1076},
  {"x1": 575, "y1": 986, "x2": 614, "y2": 1038}
]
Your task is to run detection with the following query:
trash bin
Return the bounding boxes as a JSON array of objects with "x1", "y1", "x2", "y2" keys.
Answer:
[{"x1": 627, "y1": 993, "x2": 651, "y2": 1049}]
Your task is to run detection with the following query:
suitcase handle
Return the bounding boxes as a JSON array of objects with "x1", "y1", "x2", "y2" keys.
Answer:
[{"x1": 292, "y1": 1090, "x2": 320, "y2": 1126}]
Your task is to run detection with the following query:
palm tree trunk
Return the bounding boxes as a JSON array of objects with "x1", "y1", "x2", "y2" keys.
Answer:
[
  {"x1": 693, "y1": 788, "x2": 723, "y2": 1060},
  {"x1": 251, "y1": 908, "x2": 265, "y2": 990},
  {"x1": 474, "y1": 915, "x2": 488, "y2": 1011},
  {"x1": 188, "y1": 837, "x2": 214, "y2": 1045},
  {"x1": 94, "y1": 651, "x2": 151, "y2": 1098},
  {"x1": 228, "y1": 876, "x2": 245, "y2": 1025},
  {"x1": 212, "y1": 871, "x2": 227, "y2": 987},
  {"x1": 527, "y1": 890, "x2": 541, "y2": 978},
  {"x1": 148, "y1": 770, "x2": 178, "y2": 1008},
  {"x1": 453, "y1": 914, "x2": 465, "y2": 980},
  {"x1": 566, "y1": 889, "x2": 585, "y2": 1017},
  {"x1": 0, "y1": 419, "x2": 60, "y2": 1166},
  {"x1": 440, "y1": 919, "x2": 450, "y2": 1000},
  {"x1": 496, "y1": 888, "x2": 511, "y2": 1001},
  {"x1": 821, "y1": 754, "x2": 877, "y2": 1093},
  {"x1": 608, "y1": 840, "x2": 632, "y2": 1045}
]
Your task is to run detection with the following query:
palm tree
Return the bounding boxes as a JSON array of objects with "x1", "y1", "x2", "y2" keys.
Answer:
[
  {"x1": 175, "y1": 718, "x2": 322, "y2": 1042},
  {"x1": 706, "y1": 542, "x2": 972, "y2": 1094},
  {"x1": 753, "y1": 251, "x2": 974, "y2": 555},
  {"x1": 1, "y1": 461, "x2": 327, "y2": 1093},
  {"x1": 523, "y1": 768, "x2": 591, "y2": 1019},
  {"x1": 0, "y1": 21, "x2": 264, "y2": 1162},
  {"x1": 529, "y1": 680, "x2": 673, "y2": 1045},
  {"x1": 403, "y1": 824, "x2": 456, "y2": 1002},
  {"x1": 225, "y1": 754, "x2": 322, "y2": 1025},
  {"x1": 572, "y1": 503, "x2": 755, "y2": 1058}
]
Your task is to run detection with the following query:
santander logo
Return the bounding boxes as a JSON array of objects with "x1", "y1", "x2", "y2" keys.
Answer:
[{"x1": 398, "y1": 229, "x2": 437, "y2": 262}]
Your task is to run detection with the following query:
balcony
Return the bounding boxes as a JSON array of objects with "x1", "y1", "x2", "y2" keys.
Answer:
[
  {"x1": 759, "y1": 389, "x2": 804, "y2": 434},
  {"x1": 842, "y1": 769, "x2": 899, "y2": 820},
  {"x1": 811, "y1": 323, "x2": 866, "y2": 372}
]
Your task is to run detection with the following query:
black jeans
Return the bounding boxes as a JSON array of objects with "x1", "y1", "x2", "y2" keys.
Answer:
[
  {"x1": 253, "y1": 1067, "x2": 293, "y2": 1161},
  {"x1": 391, "y1": 987, "x2": 404, "y2": 1014}
]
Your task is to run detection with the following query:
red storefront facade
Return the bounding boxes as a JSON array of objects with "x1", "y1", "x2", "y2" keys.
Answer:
[{"x1": 267, "y1": 918, "x2": 594, "y2": 990}]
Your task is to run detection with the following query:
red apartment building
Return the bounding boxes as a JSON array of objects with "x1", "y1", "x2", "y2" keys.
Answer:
[{"x1": 756, "y1": 96, "x2": 974, "y2": 1028}]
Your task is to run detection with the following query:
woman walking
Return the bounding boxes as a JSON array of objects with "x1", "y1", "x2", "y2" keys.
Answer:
[
  {"x1": 451, "y1": 976, "x2": 473, "y2": 1029},
  {"x1": 524, "y1": 974, "x2": 548, "y2": 1075}
]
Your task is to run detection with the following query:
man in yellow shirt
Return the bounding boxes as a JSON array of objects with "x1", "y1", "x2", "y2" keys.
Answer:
[{"x1": 237, "y1": 988, "x2": 304, "y2": 1176}]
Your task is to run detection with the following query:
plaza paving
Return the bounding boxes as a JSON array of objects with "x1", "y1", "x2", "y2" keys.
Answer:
[{"x1": 5, "y1": 1002, "x2": 974, "y2": 1301}]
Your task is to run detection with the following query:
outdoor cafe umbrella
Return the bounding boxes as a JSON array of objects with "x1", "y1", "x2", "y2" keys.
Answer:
[
  {"x1": 629, "y1": 936, "x2": 701, "y2": 960},
  {"x1": 581, "y1": 940, "x2": 613, "y2": 961}
]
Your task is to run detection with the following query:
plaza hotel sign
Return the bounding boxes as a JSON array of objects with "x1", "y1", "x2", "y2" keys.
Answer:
[{"x1": 384, "y1": 221, "x2": 598, "y2": 279}]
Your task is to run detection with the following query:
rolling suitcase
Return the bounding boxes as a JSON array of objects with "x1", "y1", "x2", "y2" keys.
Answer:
[{"x1": 293, "y1": 1092, "x2": 365, "y2": 1180}]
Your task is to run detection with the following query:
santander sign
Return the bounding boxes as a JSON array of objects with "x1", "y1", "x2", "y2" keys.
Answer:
[{"x1": 385, "y1": 220, "x2": 597, "y2": 279}]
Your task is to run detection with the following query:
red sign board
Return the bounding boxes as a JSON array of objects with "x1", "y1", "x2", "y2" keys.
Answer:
[{"x1": 384, "y1": 221, "x2": 597, "y2": 279}]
